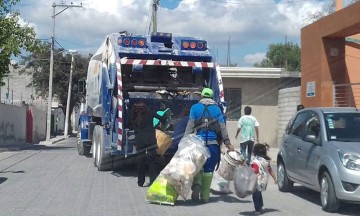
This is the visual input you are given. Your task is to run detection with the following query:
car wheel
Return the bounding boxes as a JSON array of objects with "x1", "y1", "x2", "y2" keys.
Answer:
[
  {"x1": 277, "y1": 160, "x2": 293, "y2": 192},
  {"x1": 320, "y1": 172, "x2": 340, "y2": 212}
]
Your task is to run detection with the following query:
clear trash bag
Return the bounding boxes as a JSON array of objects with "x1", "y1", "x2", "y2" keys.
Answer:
[
  {"x1": 233, "y1": 165, "x2": 257, "y2": 198},
  {"x1": 161, "y1": 134, "x2": 210, "y2": 199}
]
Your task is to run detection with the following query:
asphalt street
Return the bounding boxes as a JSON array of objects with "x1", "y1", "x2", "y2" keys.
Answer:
[{"x1": 0, "y1": 137, "x2": 359, "y2": 216}]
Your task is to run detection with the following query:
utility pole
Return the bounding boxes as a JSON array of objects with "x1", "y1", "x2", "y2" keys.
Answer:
[
  {"x1": 285, "y1": 35, "x2": 288, "y2": 70},
  {"x1": 64, "y1": 50, "x2": 77, "y2": 138},
  {"x1": 227, "y1": 35, "x2": 231, "y2": 66},
  {"x1": 46, "y1": 2, "x2": 82, "y2": 142},
  {"x1": 150, "y1": 0, "x2": 160, "y2": 34}
]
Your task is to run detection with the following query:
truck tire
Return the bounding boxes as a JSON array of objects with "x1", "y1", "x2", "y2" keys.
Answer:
[
  {"x1": 93, "y1": 125, "x2": 112, "y2": 171},
  {"x1": 77, "y1": 130, "x2": 90, "y2": 156}
]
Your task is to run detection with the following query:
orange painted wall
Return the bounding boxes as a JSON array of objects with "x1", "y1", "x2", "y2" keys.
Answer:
[{"x1": 301, "y1": 1, "x2": 360, "y2": 107}]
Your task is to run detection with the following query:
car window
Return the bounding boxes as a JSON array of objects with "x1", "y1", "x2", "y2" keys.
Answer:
[
  {"x1": 304, "y1": 112, "x2": 320, "y2": 139},
  {"x1": 325, "y1": 113, "x2": 360, "y2": 142},
  {"x1": 288, "y1": 112, "x2": 309, "y2": 138}
]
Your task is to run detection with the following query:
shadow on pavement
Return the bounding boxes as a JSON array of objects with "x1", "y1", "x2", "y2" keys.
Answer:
[
  {"x1": 288, "y1": 185, "x2": 360, "y2": 215},
  {"x1": 0, "y1": 177, "x2": 8, "y2": 184},
  {"x1": 111, "y1": 165, "x2": 137, "y2": 177},
  {"x1": 0, "y1": 170, "x2": 25, "y2": 174},
  {"x1": 239, "y1": 208, "x2": 280, "y2": 215}
]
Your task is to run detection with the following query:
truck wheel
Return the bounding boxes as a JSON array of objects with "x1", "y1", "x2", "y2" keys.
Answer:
[
  {"x1": 93, "y1": 125, "x2": 112, "y2": 171},
  {"x1": 77, "y1": 130, "x2": 90, "y2": 156},
  {"x1": 320, "y1": 172, "x2": 340, "y2": 212},
  {"x1": 92, "y1": 127, "x2": 98, "y2": 167},
  {"x1": 277, "y1": 160, "x2": 293, "y2": 192}
]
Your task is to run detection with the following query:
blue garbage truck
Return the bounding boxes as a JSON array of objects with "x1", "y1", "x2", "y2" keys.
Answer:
[{"x1": 77, "y1": 31, "x2": 226, "y2": 171}]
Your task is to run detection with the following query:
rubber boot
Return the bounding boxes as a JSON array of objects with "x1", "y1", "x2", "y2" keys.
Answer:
[
  {"x1": 191, "y1": 172, "x2": 202, "y2": 202},
  {"x1": 200, "y1": 172, "x2": 213, "y2": 203}
]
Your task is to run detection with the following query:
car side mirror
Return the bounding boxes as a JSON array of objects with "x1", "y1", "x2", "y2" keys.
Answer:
[{"x1": 303, "y1": 134, "x2": 319, "y2": 145}]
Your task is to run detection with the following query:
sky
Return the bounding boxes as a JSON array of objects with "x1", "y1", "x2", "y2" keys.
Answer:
[{"x1": 14, "y1": 0, "x2": 355, "y2": 66}]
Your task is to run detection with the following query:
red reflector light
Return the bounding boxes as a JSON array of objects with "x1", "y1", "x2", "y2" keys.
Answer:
[
  {"x1": 138, "y1": 39, "x2": 145, "y2": 46},
  {"x1": 123, "y1": 38, "x2": 130, "y2": 45},
  {"x1": 183, "y1": 41, "x2": 189, "y2": 49},
  {"x1": 190, "y1": 42, "x2": 196, "y2": 49},
  {"x1": 131, "y1": 39, "x2": 137, "y2": 46},
  {"x1": 197, "y1": 42, "x2": 203, "y2": 49}
]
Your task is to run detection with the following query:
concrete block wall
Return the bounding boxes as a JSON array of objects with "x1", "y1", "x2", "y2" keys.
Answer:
[
  {"x1": 0, "y1": 104, "x2": 27, "y2": 145},
  {"x1": 277, "y1": 86, "x2": 301, "y2": 146},
  {"x1": 0, "y1": 104, "x2": 46, "y2": 146},
  {"x1": 32, "y1": 107, "x2": 46, "y2": 143}
]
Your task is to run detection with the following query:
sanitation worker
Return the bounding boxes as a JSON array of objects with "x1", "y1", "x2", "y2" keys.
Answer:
[
  {"x1": 184, "y1": 87, "x2": 234, "y2": 203},
  {"x1": 131, "y1": 102, "x2": 168, "y2": 187}
]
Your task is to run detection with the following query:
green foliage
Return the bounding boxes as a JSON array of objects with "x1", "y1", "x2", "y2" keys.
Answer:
[
  {"x1": 20, "y1": 41, "x2": 90, "y2": 117},
  {"x1": 254, "y1": 43, "x2": 301, "y2": 72},
  {"x1": 0, "y1": 0, "x2": 39, "y2": 85}
]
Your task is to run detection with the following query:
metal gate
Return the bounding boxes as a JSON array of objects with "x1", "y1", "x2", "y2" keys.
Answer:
[{"x1": 333, "y1": 83, "x2": 360, "y2": 107}]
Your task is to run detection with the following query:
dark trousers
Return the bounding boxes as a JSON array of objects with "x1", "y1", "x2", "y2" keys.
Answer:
[
  {"x1": 240, "y1": 140, "x2": 254, "y2": 165},
  {"x1": 137, "y1": 149, "x2": 160, "y2": 186},
  {"x1": 252, "y1": 190, "x2": 263, "y2": 211}
]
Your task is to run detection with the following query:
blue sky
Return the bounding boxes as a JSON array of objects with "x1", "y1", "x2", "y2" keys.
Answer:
[{"x1": 14, "y1": 0, "x2": 357, "y2": 66}]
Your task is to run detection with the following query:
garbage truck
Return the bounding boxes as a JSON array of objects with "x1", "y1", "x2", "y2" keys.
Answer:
[{"x1": 77, "y1": 31, "x2": 227, "y2": 171}]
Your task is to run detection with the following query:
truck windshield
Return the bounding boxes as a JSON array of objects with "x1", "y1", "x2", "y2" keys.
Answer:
[{"x1": 324, "y1": 113, "x2": 360, "y2": 142}]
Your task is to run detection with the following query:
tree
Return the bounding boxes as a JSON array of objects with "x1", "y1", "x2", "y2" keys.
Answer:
[
  {"x1": 304, "y1": 0, "x2": 360, "y2": 23},
  {"x1": 254, "y1": 42, "x2": 301, "y2": 71},
  {"x1": 20, "y1": 41, "x2": 90, "y2": 133},
  {"x1": 0, "y1": 0, "x2": 39, "y2": 85}
]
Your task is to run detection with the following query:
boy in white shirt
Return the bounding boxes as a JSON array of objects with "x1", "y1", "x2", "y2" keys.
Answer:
[{"x1": 235, "y1": 106, "x2": 259, "y2": 165}]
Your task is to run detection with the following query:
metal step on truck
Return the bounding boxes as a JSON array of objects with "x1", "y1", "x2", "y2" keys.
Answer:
[{"x1": 77, "y1": 31, "x2": 226, "y2": 171}]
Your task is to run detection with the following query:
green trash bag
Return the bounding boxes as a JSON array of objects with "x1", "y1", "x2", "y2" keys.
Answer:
[{"x1": 146, "y1": 175, "x2": 179, "y2": 205}]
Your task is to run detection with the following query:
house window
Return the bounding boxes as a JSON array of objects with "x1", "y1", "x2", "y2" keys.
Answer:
[{"x1": 224, "y1": 88, "x2": 241, "y2": 120}]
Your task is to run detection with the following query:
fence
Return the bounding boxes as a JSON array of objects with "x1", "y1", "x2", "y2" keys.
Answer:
[{"x1": 333, "y1": 83, "x2": 360, "y2": 107}]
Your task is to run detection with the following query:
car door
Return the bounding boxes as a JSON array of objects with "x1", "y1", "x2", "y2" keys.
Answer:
[
  {"x1": 296, "y1": 111, "x2": 321, "y2": 186},
  {"x1": 284, "y1": 111, "x2": 310, "y2": 180}
]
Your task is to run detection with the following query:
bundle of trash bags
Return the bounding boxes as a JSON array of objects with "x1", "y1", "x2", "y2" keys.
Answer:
[{"x1": 147, "y1": 134, "x2": 210, "y2": 204}]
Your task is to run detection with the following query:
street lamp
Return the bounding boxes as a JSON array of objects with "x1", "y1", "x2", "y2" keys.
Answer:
[
  {"x1": 46, "y1": 2, "x2": 82, "y2": 142},
  {"x1": 64, "y1": 49, "x2": 77, "y2": 138}
]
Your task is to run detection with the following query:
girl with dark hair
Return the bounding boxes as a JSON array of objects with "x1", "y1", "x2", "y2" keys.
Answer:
[{"x1": 251, "y1": 143, "x2": 277, "y2": 215}]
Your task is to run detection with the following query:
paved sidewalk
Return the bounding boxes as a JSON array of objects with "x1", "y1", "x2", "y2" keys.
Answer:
[
  {"x1": 0, "y1": 135, "x2": 68, "y2": 153},
  {"x1": 39, "y1": 136, "x2": 66, "y2": 146}
]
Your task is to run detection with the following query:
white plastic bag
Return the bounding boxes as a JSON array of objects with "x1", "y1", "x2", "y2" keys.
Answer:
[
  {"x1": 210, "y1": 170, "x2": 230, "y2": 194},
  {"x1": 233, "y1": 165, "x2": 257, "y2": 198},
  {"x1": 161, "y1": 134, "x2": 210, "y2": 199}
]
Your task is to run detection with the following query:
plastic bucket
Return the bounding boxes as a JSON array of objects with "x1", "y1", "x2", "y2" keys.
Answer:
[{"x1": 217, "y1": 150, "x2": 243, "y2": 181}]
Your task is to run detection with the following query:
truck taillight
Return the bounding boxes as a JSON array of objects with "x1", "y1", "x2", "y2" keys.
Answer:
[
  {"x1": 181, "y1": 39, "x2": 207, "y2": 51},
  {"x1": 123, "y1": 38, "x2": 130, "y2": 45},
  {"x1": 118, "y1": 36, "x2": 146, "y2": 48}
]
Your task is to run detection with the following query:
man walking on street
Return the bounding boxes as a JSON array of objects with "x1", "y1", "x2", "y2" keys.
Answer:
[
  {"x1": 184, "y1": 87, "x2": 234, "y2": 203},
  {"x1": 235, "y1": 106, "x2": 259, "y2": 165}
]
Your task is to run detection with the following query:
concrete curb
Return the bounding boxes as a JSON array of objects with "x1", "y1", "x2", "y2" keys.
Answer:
[{"x1": 39, "y1": 137, "x2": 66, "y2": 145}]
